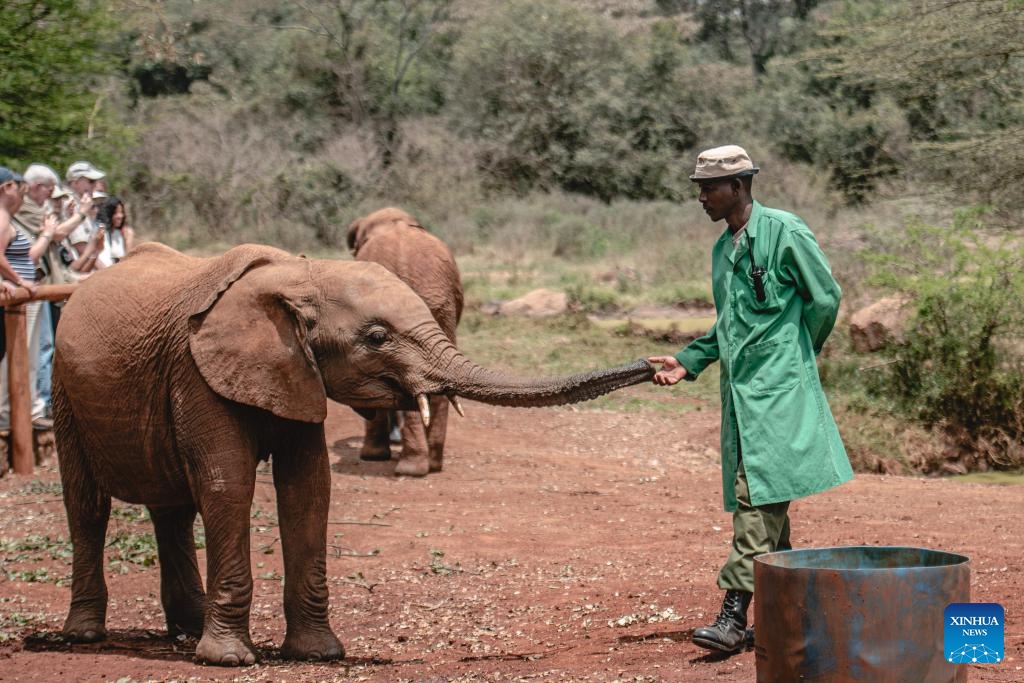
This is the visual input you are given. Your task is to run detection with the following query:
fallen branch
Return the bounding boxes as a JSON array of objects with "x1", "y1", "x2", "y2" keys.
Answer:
[{"x1": 338, "y1": 576, "x2": 377, "y2": 592}]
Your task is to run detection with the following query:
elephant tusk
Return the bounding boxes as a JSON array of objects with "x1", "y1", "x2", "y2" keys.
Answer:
[
  {"x1": 417, "y1": 394, "x2": 431, "y2": 429},
  {"x1": 448, "y1": 395, "x2": 465, "y2": 418}
]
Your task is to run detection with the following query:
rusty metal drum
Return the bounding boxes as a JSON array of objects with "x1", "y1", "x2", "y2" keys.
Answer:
[{"x1": 754, "y1": 546, "x2": 971, "y2": 682}]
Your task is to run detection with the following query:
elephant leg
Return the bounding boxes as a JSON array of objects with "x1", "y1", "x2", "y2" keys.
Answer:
[
  {"x1": 393, "y1": 408, "x2": 429, "y2": 477},
  {"x1": 358, "y1": 411, "x2": 392, "y2": 461},
  {"x1": 273, "y1": 427, "x2": 344, "y2": 661},
  {"x1": 59, "y1": 451, "x2": 111, "y2": 642},
  {"x1": 56, "y1": 384, "x2": 111, "y2": 643},
  {"x1": 193, "y1": 459, "x2": 258, "y2": 666},
  {"x1": 426, "y1": 395, "x2": 449, "y2": 473},
  {"x1": 149, "y1": 504, "x2": 205, "y2": 637}
]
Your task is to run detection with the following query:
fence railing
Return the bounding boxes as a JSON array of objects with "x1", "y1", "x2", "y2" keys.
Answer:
[{"x1": 4, "y1": 283, "x2": 78, "y2": 474}]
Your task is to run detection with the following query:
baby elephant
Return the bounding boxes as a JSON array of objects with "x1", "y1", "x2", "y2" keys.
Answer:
[
  {"x1": 54, "y1": 242, "x2": 653, "y2": 665},
  {"x1": 347, "y1": 207, "x2": 463, "y2": 476}
]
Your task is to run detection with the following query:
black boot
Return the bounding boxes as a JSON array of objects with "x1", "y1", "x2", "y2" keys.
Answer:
[{"x1": 692, "y1": 590, "x2": 752, "y2": 653}]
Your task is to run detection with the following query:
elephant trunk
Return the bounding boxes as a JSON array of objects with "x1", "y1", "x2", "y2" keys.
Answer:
[
  {"x1": 416, "y1": 335, "x2": 655, "y2": 407},
  {"x1": 453, "y1": 358, "x2": 655, "y2": 407}
]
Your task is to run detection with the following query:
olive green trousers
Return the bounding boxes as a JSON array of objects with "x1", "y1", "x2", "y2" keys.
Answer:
[{"x1": 717, "y1": 462, "x2": 792, "y2": 593}]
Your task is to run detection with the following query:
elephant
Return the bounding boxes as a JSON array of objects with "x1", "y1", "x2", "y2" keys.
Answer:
[
  {"x1": 53, "y1": 242, "x2": 654, "y2": 666},
  {"x1": 346, "y1": 207, "x2": 463, "y2": 476}
]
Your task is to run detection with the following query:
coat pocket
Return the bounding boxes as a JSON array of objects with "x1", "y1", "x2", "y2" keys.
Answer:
[
  {"x1": 737, "y1": 333, "x2": 801, "y2": 394},
  {"x1": 744, "y1": 269, "x2": 783, "y2": 314}
]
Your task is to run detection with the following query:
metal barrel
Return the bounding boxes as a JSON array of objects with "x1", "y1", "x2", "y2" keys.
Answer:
[{"x1": 754, "y1": 546, "x2": 970, "y2": 683}]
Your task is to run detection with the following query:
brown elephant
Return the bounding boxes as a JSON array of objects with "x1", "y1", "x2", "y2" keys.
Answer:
[
  {"x1": 346, "y1": 207, "x2": 463, "y2": 476},
  {"x1": 53, "y1": 242, "x2": 653, "y2": 666}
]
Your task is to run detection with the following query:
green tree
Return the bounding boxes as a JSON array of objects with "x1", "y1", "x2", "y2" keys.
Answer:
[
  {"x1": 273, "y1": 0, "x2": 454, "y2": 167},
  {"x1": 0, "y1": 0, "x2": 115, "y2": 166},
  {"x1": 448, "y1": 0, "x2": 621, "y2": 195},
  {"x1": 820, "y1": 0, "x2": 1024, "y2": 217}
]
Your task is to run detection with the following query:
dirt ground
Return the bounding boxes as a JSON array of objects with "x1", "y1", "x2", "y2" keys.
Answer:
[{"x1": 0, "y1": 397, "x2": 1021, "y2": 682}]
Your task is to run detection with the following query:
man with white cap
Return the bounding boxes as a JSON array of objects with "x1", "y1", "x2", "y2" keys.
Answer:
[
  {"x1": 66, "y1": 160, "x2": 105, "y2": 191},
  {"x1": 647, "y1": 145, "x2": 853, "y2": 654},
  {"x1": 63, "y1": 162, "x2": 108, "y2": 276}
]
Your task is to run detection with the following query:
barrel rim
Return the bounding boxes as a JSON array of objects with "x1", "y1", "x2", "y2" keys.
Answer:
[{"x1": 754, "y1": 545, "x2": 970, "y2": 571}]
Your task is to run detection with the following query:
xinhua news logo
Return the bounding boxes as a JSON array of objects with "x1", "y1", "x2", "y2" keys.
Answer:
[{"x1": 944, "y1": 603, "x2": 1004, "y2": 664}]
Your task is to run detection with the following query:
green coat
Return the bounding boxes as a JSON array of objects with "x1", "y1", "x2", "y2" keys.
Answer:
[{"x1": 676, "y1": 201, "x2": 853, "y2": 512}]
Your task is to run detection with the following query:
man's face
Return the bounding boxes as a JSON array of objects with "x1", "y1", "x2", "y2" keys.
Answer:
[
  {"x1": 696, "y1": 178, "x2": 739, "y2": 223},
  {"x1": 27, "y1": 180, "x2": 54, "y2": 206},
  {"x1": 69, "y1": 176, "x2": 95, "y2": 197}
]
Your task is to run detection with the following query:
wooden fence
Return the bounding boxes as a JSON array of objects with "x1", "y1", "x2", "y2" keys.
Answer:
[{"x1": 4, "y1": 283, "x2": 78, "y2": 475}]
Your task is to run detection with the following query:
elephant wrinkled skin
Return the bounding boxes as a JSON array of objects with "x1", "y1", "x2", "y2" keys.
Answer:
[
  {"x1": 53, "y1": 242, "x2": 653, "y2": 665},
  {"x1": 347, "y1": 207, "x2": 463, "y2": 476}
]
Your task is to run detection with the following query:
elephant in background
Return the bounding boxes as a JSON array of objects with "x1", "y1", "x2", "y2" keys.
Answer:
[
  {"x1": 54, "y1": 242, "x2": 653, "y2": 666},
  {"x1": 347, "y1": 207, "x2": 463, "y2": 476}
]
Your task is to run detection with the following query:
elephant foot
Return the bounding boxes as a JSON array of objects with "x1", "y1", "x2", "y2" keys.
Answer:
[
  {"x1": 359, "y1": 444, "x2": 392, "y2": 461},
  {"x1": 63, "y1": 602, "x2": 108, "y2": 643},
  {"x1": 394, "y1": 453, "x2": 429, "y2": 477},
  {"x1": 281, "y1": 627, "x2": 345, "y2": 662},
  {"x1": 196, "y1": 631, "x2": 258, "y2": 666},
  {"x1": 62, "y1": 617, "x2": 107, "y2": 644}
]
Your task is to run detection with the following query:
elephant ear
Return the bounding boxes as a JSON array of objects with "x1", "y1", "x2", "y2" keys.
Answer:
[{"x1": 188, "y1": 262, "x2": 327, "y2": 423}]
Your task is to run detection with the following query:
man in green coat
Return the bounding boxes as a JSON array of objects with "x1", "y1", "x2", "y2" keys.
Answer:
[{"x1": 648, "y1": 145, "x2": 853, "y2": 653}]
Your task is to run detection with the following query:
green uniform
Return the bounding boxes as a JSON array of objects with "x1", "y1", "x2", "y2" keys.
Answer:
[{"x1": 676, "y1": 201, "x2": 852, "y2": 513}]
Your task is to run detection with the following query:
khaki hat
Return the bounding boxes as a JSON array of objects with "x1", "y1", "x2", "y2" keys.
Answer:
[
  {"x1": 690, "y1": 145, "x2": 759, "y2": 181},
  {"x1": 66, "y1": 160, "x2": 106, "y2": 181},
  {"x1": 51, "y1": 185, "x2": 73, "y2": 199}
]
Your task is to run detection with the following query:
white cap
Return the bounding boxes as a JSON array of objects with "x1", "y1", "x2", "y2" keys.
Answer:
[{"x1": 66, "y1": 161, "x2": 106, "y2": 181}]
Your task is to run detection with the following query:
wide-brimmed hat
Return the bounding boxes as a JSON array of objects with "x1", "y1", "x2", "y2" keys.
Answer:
[
  {"x1": 690, "y1": 145, "x2": 759, "y2": 182},
  {"x1": 51, "y1": 185, "x2": 74, "y2": 199},
  {"x1": 66, "y1": 160, "x2": 106, "y2": 181}
]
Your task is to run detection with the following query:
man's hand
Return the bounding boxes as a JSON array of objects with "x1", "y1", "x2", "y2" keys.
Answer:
[
  {"x1": 77, "y1": 192, "x2": 93, "y2": 216},
  {"x1": 647, "y1": 356, "x2": 688, "y2": 386}
]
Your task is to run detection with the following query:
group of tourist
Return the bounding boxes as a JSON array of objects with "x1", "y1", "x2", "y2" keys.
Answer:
[{"x1": 0, "y1": 160, "x2": 136, "y2": 432}]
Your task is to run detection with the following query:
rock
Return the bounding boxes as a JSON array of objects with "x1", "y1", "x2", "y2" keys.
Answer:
[
  {"x1": 498, "y1": 289, "x2": 569, "y2": 318},
  {"x1": 849, "y1": 295, "x2": 912, "y2": 353}
]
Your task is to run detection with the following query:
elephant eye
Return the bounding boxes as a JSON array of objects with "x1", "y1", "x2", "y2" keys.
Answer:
[{"x1": 366, "y1": 328, "x2": 390, "y2": 347}]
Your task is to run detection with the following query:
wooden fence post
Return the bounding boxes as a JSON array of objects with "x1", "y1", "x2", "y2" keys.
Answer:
[
  {"x1": 5, "y1": 304, "x2": 33, "y2": 474},
  {"x1": 2, "y1": 284, "x2": 78, "y2": 475}
]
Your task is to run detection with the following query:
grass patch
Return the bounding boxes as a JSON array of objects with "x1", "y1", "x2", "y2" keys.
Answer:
[
  {"x1": 0, "y1": 610, "x2": 47, "y2": 643},
  {"x1": 0, "y1": 535, "x2": 72, "y2": 563},
  {"x1": 951, "y1": 471, "x2": 1024, "y2": 485},
  {"x1": 16, "y1": 481, "x2": 62, "y2": 497},
  {"x1": 588, "y1": 316, "x2": 715, "y2": 335},
  {"x1": 106, "y1": 530, "x2": 159, "y2": 572}
]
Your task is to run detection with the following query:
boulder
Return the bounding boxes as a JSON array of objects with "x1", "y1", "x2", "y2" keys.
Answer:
[
  {"x1": 499, "y1": 288, "x2": 569, "y2": 318},
  {"x1": 849, "y1": 295, "x2": 912, "y2": 353}
]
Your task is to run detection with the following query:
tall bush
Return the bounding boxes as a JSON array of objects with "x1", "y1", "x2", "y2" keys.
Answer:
[{"x1": 864, "y1": 209, "x2": 1024, "y2": 469}]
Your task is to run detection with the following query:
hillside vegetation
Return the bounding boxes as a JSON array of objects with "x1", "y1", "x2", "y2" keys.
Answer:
[{"x1": 2, "y1": 0, "x2": 1022, "y2": 473}]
